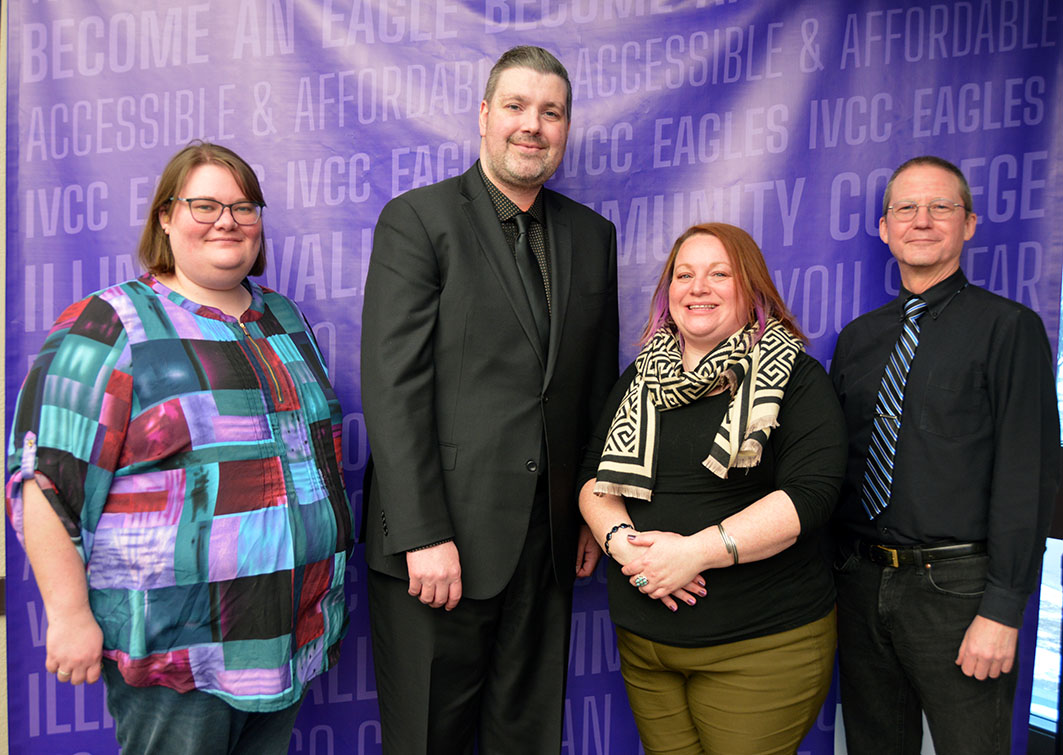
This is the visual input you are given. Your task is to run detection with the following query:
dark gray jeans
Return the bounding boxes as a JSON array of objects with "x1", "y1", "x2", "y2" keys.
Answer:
[
  {"x1": 834, "y1": 549, "x2": 1017, "y2": 755},
  {"x1": 102, "y1": 659, "x2": 304, "y2": 755}
]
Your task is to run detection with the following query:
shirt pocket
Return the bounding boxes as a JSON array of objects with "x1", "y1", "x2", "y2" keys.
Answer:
[{"x1": 918, "y1": 369, "x2": 989, "y2": 438}]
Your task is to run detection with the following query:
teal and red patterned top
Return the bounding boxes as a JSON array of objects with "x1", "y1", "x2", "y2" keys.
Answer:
[{"x1": 6, "y1": 275, "x2": 352, "y2": 712}]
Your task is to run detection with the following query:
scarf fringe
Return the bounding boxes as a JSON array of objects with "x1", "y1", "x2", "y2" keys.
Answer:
[
  {"x1": 593, "y1": 480, "x2": 654, "y2": 501},
  {"x1": 703, "y1": 457, "x2": 731, "y2": 479},
  {"x1": 702, "y1": 420, "x2": 774, "y2": 478},
  {"x1": 745, "y1": 416, "x2": 779, "y2": 435}
]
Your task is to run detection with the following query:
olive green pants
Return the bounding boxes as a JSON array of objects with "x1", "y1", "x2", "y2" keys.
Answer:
[{"x1": 616, "y1": 608, "x2": 836, "y2": 755}]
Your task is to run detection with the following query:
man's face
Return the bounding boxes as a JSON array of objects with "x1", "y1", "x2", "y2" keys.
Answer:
[
  {"x1": 879, "y1": 164, "x2": 976, "y2": 289},
  {"x1": 478, "y1": 67, "x2": 570, "y2": 197}
]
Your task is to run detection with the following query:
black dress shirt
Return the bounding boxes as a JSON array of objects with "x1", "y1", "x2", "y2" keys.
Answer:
[
  {"x1": 831, "y1": 269, "x2": 1059, "y2": 626},
  {"x1": 477, "y1": 162, "x2": 552, "y2": 310}
]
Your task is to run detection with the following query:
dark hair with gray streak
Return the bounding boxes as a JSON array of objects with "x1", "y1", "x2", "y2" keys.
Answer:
[
  {"x1": 483, "y1": 46, "x2": 572, "y2": 119},
  {"x1": 882, "y1": 155, "x2": 973, "y2": 218}
]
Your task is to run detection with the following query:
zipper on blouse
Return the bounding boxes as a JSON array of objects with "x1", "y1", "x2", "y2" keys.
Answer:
[{"x1": 238, "y1": 320, "x2": 284, "y2": 401}]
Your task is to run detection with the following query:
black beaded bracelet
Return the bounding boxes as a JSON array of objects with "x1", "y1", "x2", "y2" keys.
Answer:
[{"x1": 604, "y1": 523, "x2": 633, "y2": 558}]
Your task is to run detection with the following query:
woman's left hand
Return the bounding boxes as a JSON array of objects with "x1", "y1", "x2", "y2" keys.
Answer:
[{"x1": 622, "y1": 530, "x2": 708, "y2": 601}]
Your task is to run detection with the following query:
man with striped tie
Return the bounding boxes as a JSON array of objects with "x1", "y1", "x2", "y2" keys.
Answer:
[{"x1": 829, "y1": 155, "x2": 1059, "y2": 755}]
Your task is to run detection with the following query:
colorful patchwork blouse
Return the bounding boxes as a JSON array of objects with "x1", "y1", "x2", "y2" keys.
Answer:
[{"x1": 6, "y1": 275, "x2": 352, "y2": 712}]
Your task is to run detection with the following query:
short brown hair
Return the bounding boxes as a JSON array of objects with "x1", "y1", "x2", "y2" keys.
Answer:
[
  {"x1": 882, "y1": 155, "x2": 972, "y2": 218},
  {"x1": 138, "y1": 141, "x2": 267, "y2": 277},
  {"x1": 483, "y1": 45, "x2": 572, "y2": 120},
  {"x1": 640, "y1": 223, "x2": 805, "y2": 346}
]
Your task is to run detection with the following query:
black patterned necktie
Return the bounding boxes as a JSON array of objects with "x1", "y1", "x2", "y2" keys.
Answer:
[
  {"x1": 513, "y1": 212, "x2": 549, "y2": 351},
  {"x1": 861, "y1": 296, "x2": 928, "y2": 519}
]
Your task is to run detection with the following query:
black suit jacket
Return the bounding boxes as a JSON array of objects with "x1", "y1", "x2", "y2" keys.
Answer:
[{"x1": 361, "y1": 163, "x2": 619, "y2": 599}]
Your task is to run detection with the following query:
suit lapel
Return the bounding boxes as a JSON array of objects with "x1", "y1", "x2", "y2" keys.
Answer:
[
  {"x1": 460, "y1": 170, "x2": 548, "y2": 368},
  {"x1": 543, "y1": 190, "x2": 571, "y2": 389}
]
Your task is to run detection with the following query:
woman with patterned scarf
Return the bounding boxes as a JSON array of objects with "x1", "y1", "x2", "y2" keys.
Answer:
[{"x1": 579, "y1": 222, "x2": 846, "y2": 755}]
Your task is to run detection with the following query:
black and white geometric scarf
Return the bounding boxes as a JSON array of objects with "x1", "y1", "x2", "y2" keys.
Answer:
[{"x1": 594, "y1": 319, "x2": 803, "y2": 500}]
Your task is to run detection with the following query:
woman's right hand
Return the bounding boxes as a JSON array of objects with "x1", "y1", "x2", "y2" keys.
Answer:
[
  {"x1": 45, "y1": 604, "x2": 104, "y2": 685},
  {"x1": 578, "y1": 478, "x2": 705, "y2": 611},
  {"x1": 22, "y1": 479, "x2": 104, "y2": 686},
  {"x1": 611, "y1": 535, "x2": 706, "y2": 612}
]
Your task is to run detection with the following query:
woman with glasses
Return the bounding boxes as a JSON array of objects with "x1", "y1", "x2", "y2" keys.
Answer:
[
  {"x1": 6, "y1": 142, "x2": 352, "y2": 754},
  {"x1": 579, "y1": 223, "x2": 846, "y2": 754}
]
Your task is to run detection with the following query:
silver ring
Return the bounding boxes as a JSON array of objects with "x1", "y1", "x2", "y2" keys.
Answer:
[
  {"x1": 56, "y1": 669, "x2": 72, "y2": 679},
  {"x1": 634, "y1": 575, "x2": 648, "y2": 588}
]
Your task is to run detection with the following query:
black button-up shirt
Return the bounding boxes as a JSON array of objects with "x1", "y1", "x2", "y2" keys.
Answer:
[
  {"x1": 477, "y1": 162, "x2": 551, "y2": 310},
  {"x1": 831, "y1": 269, "x2": 1059, "y2": 626}
]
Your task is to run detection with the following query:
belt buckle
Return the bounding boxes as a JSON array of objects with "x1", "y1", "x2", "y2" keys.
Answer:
[{"x1": 874, "y1": 545, "x2": 901, "y2": 568}]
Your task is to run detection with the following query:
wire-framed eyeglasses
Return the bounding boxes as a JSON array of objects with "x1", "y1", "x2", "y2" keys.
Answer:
[
  {"x1": 887, "y1": 200, "x2": 966, "y2": 221},
  {"x1": 170, "y1": 197, "x2": 265, "y2": 225}
]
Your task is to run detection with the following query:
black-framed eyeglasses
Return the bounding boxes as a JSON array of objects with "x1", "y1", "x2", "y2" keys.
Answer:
[
  {"x1": 170, "y1": 197, "x2": 265, "y2": 225},
  {"x1": 887, "y1": 200, "x2": 966, "y2": 221}
]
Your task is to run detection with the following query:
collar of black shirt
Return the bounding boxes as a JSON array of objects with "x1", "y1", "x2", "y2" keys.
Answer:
[
  {"x1": 897, "y1": 268, "x2": 968, "y2": 321},
  {"x1": 476, "y1": 160, "x2": 546, "y2": 225}
]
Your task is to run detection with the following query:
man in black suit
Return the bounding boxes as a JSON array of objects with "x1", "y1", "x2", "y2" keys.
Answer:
[{"x1": 360, "y1": 46, "x2": 619, "y2": 754}]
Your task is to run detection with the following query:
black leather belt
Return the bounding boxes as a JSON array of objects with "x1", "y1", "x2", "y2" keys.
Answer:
[{"x1": 855, "y1": 540, "x2": 986, "y2": 568}]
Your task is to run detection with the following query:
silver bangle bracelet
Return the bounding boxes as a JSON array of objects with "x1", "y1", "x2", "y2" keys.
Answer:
[{"x1": 717, "y1": 523, "x2": 740, "y2": 566}]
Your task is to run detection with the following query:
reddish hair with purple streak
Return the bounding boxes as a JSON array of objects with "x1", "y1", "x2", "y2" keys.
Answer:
[{"x1": 639, "y1": 222, "x2": 805, "y2": 347}]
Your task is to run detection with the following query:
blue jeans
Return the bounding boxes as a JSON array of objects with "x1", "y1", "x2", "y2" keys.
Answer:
[
  {"x1": 834, "y1": 548, "x2": 1017, "y2": 755},
  {"x1": 102, "y1": 660, "x2": 304, "y2": 755}
]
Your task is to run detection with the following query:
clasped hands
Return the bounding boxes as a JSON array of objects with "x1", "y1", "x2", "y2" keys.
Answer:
[{"x1": 615, "y1": 530, "x2": 707, "y2": 612}]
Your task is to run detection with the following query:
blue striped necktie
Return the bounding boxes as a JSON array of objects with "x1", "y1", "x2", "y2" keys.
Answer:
[{"x1": 861, "y1": 296, "x2": 928, "y2": 519}]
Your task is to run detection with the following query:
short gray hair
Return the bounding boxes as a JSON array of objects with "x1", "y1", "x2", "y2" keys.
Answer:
[{"x1": 882, "y1": 155, "x2": 973, "y2": 218}]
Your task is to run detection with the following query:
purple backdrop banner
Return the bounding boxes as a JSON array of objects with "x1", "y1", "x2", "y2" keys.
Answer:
[{"x1": 5, "y1": 1, "x2": 1062, "y2": 753}]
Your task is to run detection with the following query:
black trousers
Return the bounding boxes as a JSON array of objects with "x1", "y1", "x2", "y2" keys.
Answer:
[
  {"x1": 835, "y1": 550, "x2": 1016, "y2": 755},
  {"x1": 368, "y1": 504, "x2": 573, "y2": 755}
]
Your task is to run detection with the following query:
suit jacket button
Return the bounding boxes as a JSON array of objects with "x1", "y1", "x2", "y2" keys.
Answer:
[{"x1": 525, "y1": 460, "x2": 538, "y2": 473}]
